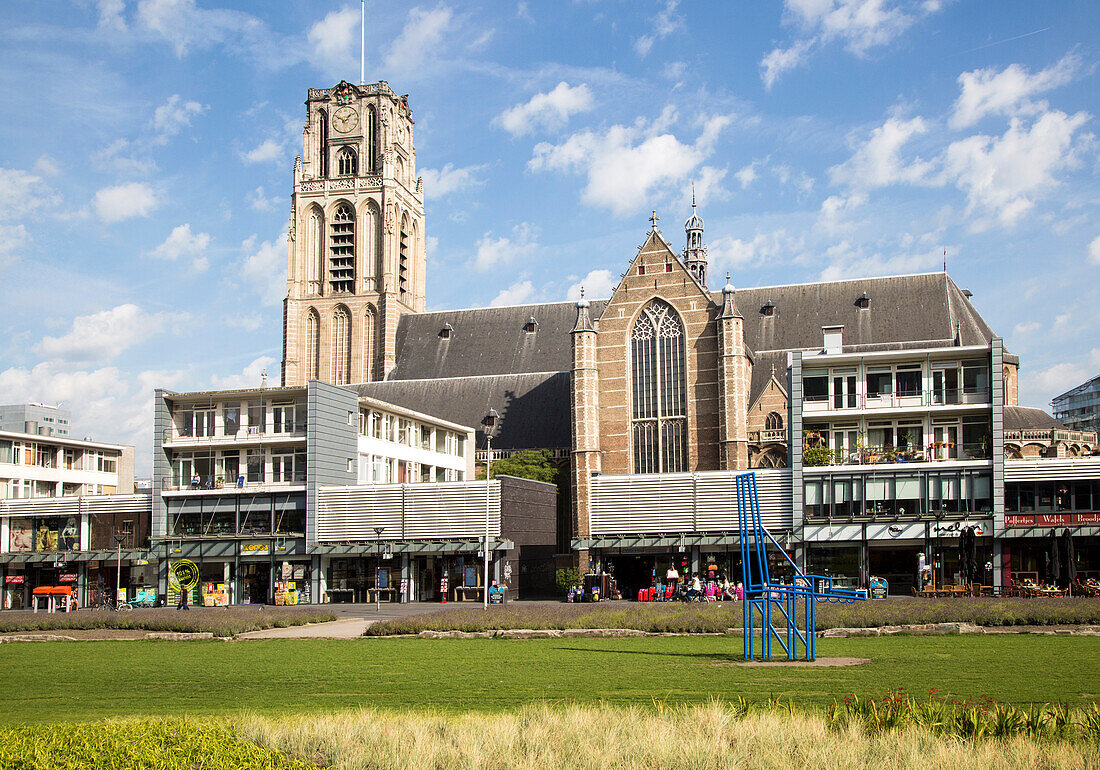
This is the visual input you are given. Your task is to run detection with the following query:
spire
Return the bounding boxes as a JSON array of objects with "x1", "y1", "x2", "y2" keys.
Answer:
[
  {"x1": 683, "y1": 185, "x2": 708, "y2": 288},
  {"x1": 572, "y1": 287, "x2": 595, "y2": 333},
  {"x1": 721, "y1": 272, "x2": 741, "y2": 319},
  {"x1": 360, "y1": 0, "x2": 366, "y2": 86}
]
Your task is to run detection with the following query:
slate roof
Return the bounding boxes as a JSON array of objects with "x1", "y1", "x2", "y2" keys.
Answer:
[
  {"x1": 354, "y1": 372, "x2": 570, "y2": 450},
  {"x1": 1004, "y1": 406, "x2": 1066, "y2": 432}
]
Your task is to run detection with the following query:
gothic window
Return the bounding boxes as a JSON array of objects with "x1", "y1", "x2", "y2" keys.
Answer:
[
  {"x1": 318, "y1": 109, "x2": 329, "y2": 178},
  {"x1": 631, "y1": 300, "x2": 687, "y2": 474},
  {"x1": 306, "y1": 208, "x2": 323, "y2": 290},
  {"x1": 305, "y1": 309, "x2": 320, "y2": 381},
  {"x1": 329, "y1": 203, "x2": 355, "y2": 293},
  {"x1": 365, "y1": 106, "x2": 376, "y2": 173},
  {"x1": 337, "y1": 146, "x2": 357, "y2": 176},
  {"x1": 362, "y1": 203, "x2": 378, "y2": 290},
  {"x1": 331, "y1": 306, "x2": 351, "y2": 385},
  {"x1": 765, "y1": 412, "x2": 784, "y2": 431},
  {"x1": 362, "y1": 306, "x2": 375, "y2": 382},
  {"x1": 399, "y1": 214, "x2": 409, "y2": 302}
]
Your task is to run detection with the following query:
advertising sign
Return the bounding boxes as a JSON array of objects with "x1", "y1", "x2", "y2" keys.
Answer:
[
  {"x1": 1005, "y1": 515, "x2": 1036, "y2": 527},
  {"x1": 240, "y1": 542, "x2": 270, "y2": 556},
  {"x1": 58, "y1": 573, "x2": 78, "y2": 583},
  {"x1": 1074, "y1": 513, "x2": 1100, "y2": 525},
  {"x1": 4, "y1": 575, "x2": 24, "y2": 584},
  {"x1": 1036, "y1": 514, "x2": 1071, "y2": 526}
]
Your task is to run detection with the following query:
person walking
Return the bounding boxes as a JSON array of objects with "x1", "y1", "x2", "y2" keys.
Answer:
[{"x1": 665, "y1": 564, "x2": 679, "y2": 589}]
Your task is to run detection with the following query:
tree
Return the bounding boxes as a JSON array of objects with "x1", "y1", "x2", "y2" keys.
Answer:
[{"x1": 481, "y1": 449, "x2": 559, "y2": 484}]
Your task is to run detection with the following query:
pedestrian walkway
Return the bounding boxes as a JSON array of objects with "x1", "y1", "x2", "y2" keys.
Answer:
[{"x1": 236, "y1": 602, "x2": 456, "y2": 639}]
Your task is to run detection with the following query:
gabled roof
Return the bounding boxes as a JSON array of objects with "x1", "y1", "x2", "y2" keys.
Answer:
[
  {"x1": 388, "y1": 301, "x2": 607, "y2": 381},
  {"x1": 354, "y1": 372, "x2": 570, "y2": 450}
]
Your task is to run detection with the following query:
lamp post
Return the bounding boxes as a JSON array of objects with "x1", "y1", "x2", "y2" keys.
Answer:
[
  {"x1": 373, "y1": 526, "x2": 384, "y2": 612},
  {"x1": 482, "y1": 408, "x2": 500, "y2": 609},
  {"x1": 114, "y1": 533, "x2": 126, "y2": 607}
]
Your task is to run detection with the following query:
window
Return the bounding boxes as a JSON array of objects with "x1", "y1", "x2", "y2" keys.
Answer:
[
  {"x1": 247, "y1": 401, "x2": 266, "y2": 434},
  {"x1": 272, "y1": 404, "x2": 295, "y2": 434},
  {"x1": 305, "y1": 309, "x2": 320, "y2": 381},
  {"x1": 962, "y1": 360, "x2": 989, "y2": 395},
  {"x1": 399, "y1": 215, "x2": 409, "y2": 301},
  {"x1": 336, "y1": 146, "x2": 357, "y2": 176},
  {"x1": 866, "y1": 369, "x2": 892, "y2": 398},
  {"x1": 631, "y1": 300, "x2": 687, "y2": 473},
  {"x1": 98, "y1": 453, "x2": 117, "y2": 474},
  {"x1": 365, "y1": 106, "x2": 376, "y2": 172},
  {"x1": 765, "y1": 412, "x2": 783, "y2": 431},
  {"x1": 271, "y1": 450, "x2": 295, "y2": 482},
  {"x1": 895, "y1": 364, "x2": 922, "y2": 397},
  {"x1": 318, "y1": 109, "x2": 328, "y2": 177},
  {"x1": 329, "y1": 203, "x2": 355, "y2": 293},
  {"x1": 246, "y1": 449, "x2": 264, "y2": 483},
  {"x1": 306, "y1": 209, "x2": 323, "y2": 289},
  {"x1": 0, "y1": 440, "x2": 11, "y2": 464},
  {"x1": 331, "y1": 306, "x2": 351, "y2": 385},
  {"x1": 223, "y1": 403, "x2": 241, "y2": 436},
  {"x1": 362, "y1": 306, "x2": 375, "y2": 382},
  {"x1": 803, "y1": 370, "x2": 828, "y2": 402}
]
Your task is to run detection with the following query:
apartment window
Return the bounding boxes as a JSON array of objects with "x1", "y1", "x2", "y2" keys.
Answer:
[
  {"x1": 247, "y1": 401, "x2": 266, "y2": 434},
  {"x1": 223, "y1": 403, "x2": 241, "y2": 436},
  {"x1": 271, "y1": 450, "x2": 295, "y2": 482},
  {"x1": 456, "y1": 434, "x2": 465, "y2": 457},
  {"x1": 895, "y1": 364, "x2": 922, "y2": 397},
  {"x1": 435, "y1": 429, "x2": 446, "y2": 453},
  {"x1": 98, "y1": 453, "x2": 117, "y2": 474},
  {"x1": 962, "y1": 360, "x2": 989, "y2": 395},
  {"x1": 435, "y1": 467, "x2": 446, "y2": 482},
  {"x1": 371, "y1": 412, "x2": 382, "y2": 440},
  {"x1": 421, "y1": 426, "x2": 432, "y2": 450},
  {"x1": 272, "y1": 404, "x2": 295, "y2": 434},
  {"x1": 803, "y1": 370, "x2": 828, "y2": 402},
  {"x1": 0, "y1": 440, "x2": 11, "y2": 464},
  {"x1": 64, "y1": 449, "x2": 77, "y2": 470},
  {"x1": 866, "y1": 368, "x2": 892, "y2": 398},
  {"x1": 246, "y1": 449, "x2": 264, "y2": 483},
  {"x1": 631, "y1": 300, "x2": 687, "y2": 474}
]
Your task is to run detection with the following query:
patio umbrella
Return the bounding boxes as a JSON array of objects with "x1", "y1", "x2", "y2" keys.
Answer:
[
  {"x1": 966, "y1": 526, "x2": 978, "y2": 585},
  {"x1": 1062, "y1": 529, "x2": 1076, "y2": 591},
  {"x1": 956, "y1": 531, "x2": 969, "y2": 586},
  {"x1": 1048, "y1": 529, "x2": 1061, "y2": 586}
]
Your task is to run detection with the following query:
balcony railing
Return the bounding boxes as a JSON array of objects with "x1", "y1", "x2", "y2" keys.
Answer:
[
  {"x1": 165, "y1": 423, "x2": 307, "y2": 443},
  {"x1": 749, "y1": 428, "x2": 787, "y2": 443},
  {"x1": 1004, "y1": 428, "x2": 1097, "y2": 445},
  {"x1": 804, "y1": 388, "x2": 991, "y2": 412},
  {"x1": 803, "y1": 442, "x2": 990, "y2": 467},
  {"x1": 163, "y1": 474, "x2": 306, "y2": 492}
]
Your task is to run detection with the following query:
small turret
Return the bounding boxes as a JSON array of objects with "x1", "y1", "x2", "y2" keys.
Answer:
[{"x1": 683, "y1": 184, "x2": 708, "y2": 287}]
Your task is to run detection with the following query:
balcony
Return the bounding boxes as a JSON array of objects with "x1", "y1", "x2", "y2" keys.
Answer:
[
  {"x1": 803, "y1": 388, "x2": 991, "y2": 415},
  {"x1": 749, "y1": 429, "x2": 787, "y2": 444},
  {"x1": 162, "y1": 474, "x2": 306, "y2": 493},
  {"x1": 803, "y1": 442, "x2": 991, "y2": 467},
  {"x1": 164, "y1": 424, "x2": 307, "y2": 446}
]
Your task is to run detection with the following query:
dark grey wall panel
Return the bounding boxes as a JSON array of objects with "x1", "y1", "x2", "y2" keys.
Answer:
[{"x1": 307, "y1": 381, "x2": 358, "y2": 547}]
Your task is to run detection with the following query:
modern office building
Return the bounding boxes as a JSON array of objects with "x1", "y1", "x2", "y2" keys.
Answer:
[
  {"x1": 0, "y1": 403, "x2": 71, "y2": 437},
  {"x1": 1053, "y1": 374, "x2": 1100, "y2": 435}
]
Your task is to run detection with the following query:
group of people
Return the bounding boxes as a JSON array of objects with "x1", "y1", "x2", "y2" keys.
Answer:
[{"x1": 649, "y1": 566, "x2": 743, "y2": 603}]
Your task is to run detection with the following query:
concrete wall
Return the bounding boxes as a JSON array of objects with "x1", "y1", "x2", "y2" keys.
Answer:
[
  {"x1": 499, "y1": 475, "x2": 558, "y2": 598},
  {"x1": 306, "y1": 381, "x2": 358, "y2": 547}
]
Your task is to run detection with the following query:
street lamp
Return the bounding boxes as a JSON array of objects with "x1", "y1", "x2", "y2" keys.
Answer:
[
  {"x1": 482, "y1": 408, "x2": 500, "y2": 609},
  {"x1": 114, "y1": 533, "x2": 126, "y2": 607},
  {"x1": 373, "y1": 527, "x2": 384, "y2": 612}
]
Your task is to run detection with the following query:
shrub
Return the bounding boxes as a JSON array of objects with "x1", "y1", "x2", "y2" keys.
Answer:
[
  {"x1": 0, "y1": 607, "x2": 336, "y2": 637},
  {"x1": 555, "y1": 568, "x2": 581, "y2": 594}
]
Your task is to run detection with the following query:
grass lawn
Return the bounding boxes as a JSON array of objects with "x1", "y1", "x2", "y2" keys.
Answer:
[{"x1": 0, "y1": 634, "x2": 1097, "y2": 724}]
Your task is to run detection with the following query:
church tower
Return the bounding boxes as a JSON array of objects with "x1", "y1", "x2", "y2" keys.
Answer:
[
  {"x1": 282, "y1": 80, "x2": 426, "y2": 387},
  {"x1": 682, "y1": 188, "x2": 708, "y2": 288}
]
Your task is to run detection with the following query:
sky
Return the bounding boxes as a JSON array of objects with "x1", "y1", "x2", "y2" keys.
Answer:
[{"x1": 1, "y1": 0, "x2": 1098, "y2": 476}]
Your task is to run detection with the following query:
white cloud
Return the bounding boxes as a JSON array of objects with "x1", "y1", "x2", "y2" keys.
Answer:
[
  {"x1": 760, "y1": 39, "x2": 813, "y2": 90},
  {"x1": 762, "y1": 0, "x2": 944, "y2": 86},
  {"x1": 384, "y1": 5, "x2": 454, "y2": 76},
  {"x1": 145, "y1": 223, "x2": 211, "y2": 271},
  {"x1": 93, "y1": 139, "x2": 147, "y2": 176},
  {"x1": 241, "y1": 138, "x2": 284, "y2": 164},
  {"x1": 633, "y1": 0, "x2": 682, "y2": 57},
  {"x1": 1013, "y1": 321, "x2": 1041, "y2": 336},
  {"x1": 209, "y1": 355, "x2": 277, "y2": 390},
  {"x1": 817, "y1": 192, "x2": 867, "y2": 235},
  {"x1": 419, "y1": 163, "x2": 485, "y2": 198},
  {"x1": 241, "y1": 229, "x2": 288, "y2": 304},
  {"x1": 565, "y1": 269, "x2": 617, "y2": 301},
  {"x1": 0, "y1": 224, "x2": 28, "y2": 268},
  {"x1": 950, "y1": 53, "x2": 1080, "y2": 130},
  {"x1": 709, "y1": 230, "x2": 803, "y2": 273},
  {"x1": 496, "y1": 82, "x2": 594, "y2": 137},
  {"x1": 489, "y1": 280, "x2": 536, "y2": 307},
  {"x1": 152, "y1": 94, "x2": 206, "y2": 143},
  {"x1": 97, "y1": 0, "x2": 127, "y2": 31},
  {"x1": 224, "y1": 313, "x2": 265, "y2": 332},
  {"x1": 1090, "y1": 236, "x2": 1100, "y2": 266},
  {"x1": 735, "y1": 161, "x2": 760, "y2": 189},
  {"x1": 473, "y1": 223, "x2": 538, "y2": 271},
  {"x1": 829, "y1": 115, "x2": 933, "y2": 190},
  {"x1": 92, "y1": 182, "x2": 158, "y2": 223},
  {"x1": 33, "y1": 156, "x2": 61, "y2": 177},
  {"x1": 36, "y1": 304, "x2": 185, "y2": 364},
  {"x1": 818, "y1": 240, "x2": 952, "y2": 282},
  {"x1": 247, "y1": 186, "x2": 283, "y2": 211},
  {"x1": 0, "y1": 167, "x2": 60, "y2": 221},
  {"x1": 135, "y1": 0, "x2": 268, "y2": 58},
  {"x1": 308, "y1": 6, "x2": 359, "y2": 74},
  {"x1": 681, "y1": 166, "x2": 728, "y2": 209},
  {"x1": 529, "y1": 112, "x2": 733, "y2": 216},
  {"x1": 942, "y1": 110, "x2": 1089, "y2": 227},
  {"x1": 1028, "y1": 361, "x2": 1089, "y2": 401}
]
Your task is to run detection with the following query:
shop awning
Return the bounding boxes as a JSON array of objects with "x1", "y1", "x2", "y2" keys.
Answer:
[
  {"x1": 310, "y1": 539, "x2": 513, "y2": 556},
  {"x1": 573, "y1": 533, "x2": 746, "y2": 550},
  {"x1": 996, "y1": 525, "x2": 1100, "y2": 539},
  {"x1": 0, "y1": 550, "x2": 154, "y2": 565}
]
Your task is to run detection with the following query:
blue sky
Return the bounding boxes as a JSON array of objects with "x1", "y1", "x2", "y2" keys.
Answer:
[{"x1": 1, "y1": 0, "x2": 1098, "y2": 475}]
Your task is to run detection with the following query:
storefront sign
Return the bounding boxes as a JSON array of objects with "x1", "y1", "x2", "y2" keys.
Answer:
[
  {"x1": 58, "y1": 574, "x2": 78, "y2": 583},
  {"x1": 1005, "y1": 515, "x2": 1036, "y2": 527},
  {"x1": 1036, "y1": 514, "x2": 1071, "y2": 526},
  {"x1": 241, "y1": 542, "x2": 270, "y2": 556},
  {"x1": 931, "y1": 521, "x2": 986, "y2": 536},
  {"x1": 1074, "y1": 513, "x2": 1100, "y2": 525},
  {"x1": 4, "y1": 575, "x2": 24, "y2": 584}
]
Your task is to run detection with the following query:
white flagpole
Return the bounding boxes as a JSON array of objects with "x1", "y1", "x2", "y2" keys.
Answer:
[{"x1": 360, "y1": 0, "x2": 366, "y2": 85}]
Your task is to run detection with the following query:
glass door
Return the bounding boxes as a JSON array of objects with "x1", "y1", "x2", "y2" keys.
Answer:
[
  {"x1": 932, "y1": 367, "x2": 959, "y2": 405},
  {"x1": 932, "y1": 425, "x2": 959, "y2": 460},
  {"x1": 832, "y1": 373, "x2": 857, "y2": 409}
]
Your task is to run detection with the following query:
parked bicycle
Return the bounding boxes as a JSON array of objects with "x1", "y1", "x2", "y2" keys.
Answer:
[{"x1": 95, "y1": 596, "x2": 133, "y2": 612}]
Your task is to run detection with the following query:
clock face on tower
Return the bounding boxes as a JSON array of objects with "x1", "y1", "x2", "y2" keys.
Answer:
[{"x1": 332, "y1": 106, "x2": 359, "y2": 133}]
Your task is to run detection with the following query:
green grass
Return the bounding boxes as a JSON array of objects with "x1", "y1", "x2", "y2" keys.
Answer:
[{"x1": 0, "y1": 635, "x2": 1097, "y2": 724}]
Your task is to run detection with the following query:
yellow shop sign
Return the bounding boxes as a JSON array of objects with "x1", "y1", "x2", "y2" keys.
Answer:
[{"x1": 241, "y1": 542, "x2": 270, "y2": 555}]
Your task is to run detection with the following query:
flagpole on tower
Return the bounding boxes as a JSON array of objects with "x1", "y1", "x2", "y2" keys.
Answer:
[{"x1": 360, "y1": 0, "x2": 366, "y2": 86}]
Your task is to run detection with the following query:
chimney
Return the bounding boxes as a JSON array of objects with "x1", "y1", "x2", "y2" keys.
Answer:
[{"x1": 822, "y1": 325, "x2": 844, "y2": 355}]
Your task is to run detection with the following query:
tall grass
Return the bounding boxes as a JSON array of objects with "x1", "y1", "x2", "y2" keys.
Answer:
[
  {"x1": 0, "y1": 607, "x2": 336, "y2": 637},
  {"x1": 365, "y1": 598, "x2": 1100, "y2": 636},
  {"x1": 233, "y1": 702, "x2": 1100, "y2": 770}
]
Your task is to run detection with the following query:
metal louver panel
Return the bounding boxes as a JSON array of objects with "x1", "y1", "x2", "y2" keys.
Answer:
[
  {"x1": 590, "y1": 470, "x2": 792, "y2": 536},
  {"x1": 316, "y1": 481, "x2": 500, "y2": 542},
  {"x1": 0, "y1": 494, "x2": 150, "y2": 518},
  {"x1": 1005, "y1": 458, "x2": 1100, "y2": 481}
]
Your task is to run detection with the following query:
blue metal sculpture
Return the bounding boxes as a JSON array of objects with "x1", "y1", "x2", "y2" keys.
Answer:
[{"x1": 736, "y1": 472, "x2": 865, "y2": 661}]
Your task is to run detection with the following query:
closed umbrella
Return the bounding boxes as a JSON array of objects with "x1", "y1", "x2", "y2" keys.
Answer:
[
  {"x1": 1048, "y1": 529, "x2": 1061, "y2": 586},
  {"x1": 1062, "y1": 529, "x2": 1076, "y2": 593},
  {"x1": 967, "y1": 526, "x2": 978, "y2": 585},
  {"x1": 956, "y1": 531, "x2": 969, "y2": 586}
]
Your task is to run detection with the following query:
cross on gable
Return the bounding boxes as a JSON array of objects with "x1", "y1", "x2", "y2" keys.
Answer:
[{"x1": 649, "y1": 210, "x2": 659, "y2": 230}]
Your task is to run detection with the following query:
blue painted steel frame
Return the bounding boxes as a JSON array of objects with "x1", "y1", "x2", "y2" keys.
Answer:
[{"x1": 736, "y1": 472, "x2": 865, "y2": 661}]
